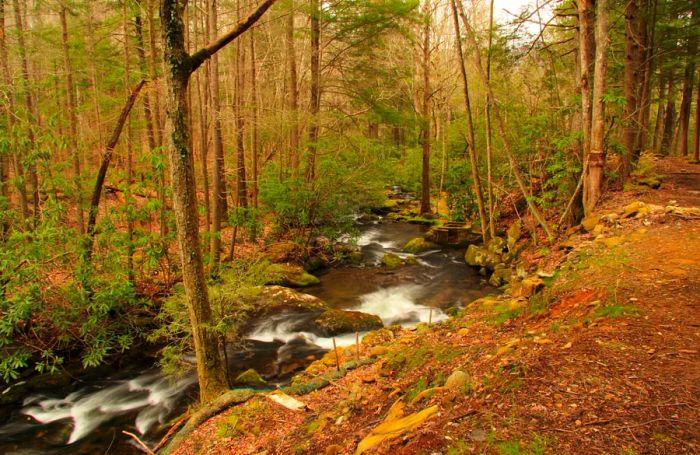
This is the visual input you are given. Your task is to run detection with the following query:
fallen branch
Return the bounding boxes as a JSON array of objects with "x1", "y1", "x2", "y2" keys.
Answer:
[
  {"x1": 151, "y1": 412, "x2": 190, "y2": 453},
  {"x1": 122, "y1": 431, "x2": 155, "y2": 455}
]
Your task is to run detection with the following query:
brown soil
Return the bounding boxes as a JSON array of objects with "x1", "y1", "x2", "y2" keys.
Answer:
[{"x1": 170, "y1": 157, "x2": 700, "y2": 455}]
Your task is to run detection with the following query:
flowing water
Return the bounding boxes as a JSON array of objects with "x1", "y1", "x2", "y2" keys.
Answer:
[{"x1": 0, "y1": 221, "x2": 491, "y2": 454}]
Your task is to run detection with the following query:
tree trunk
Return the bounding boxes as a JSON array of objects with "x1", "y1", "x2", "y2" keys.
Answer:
[
  {"x1": 652, "y1": 72, "x2": 667, "y2": 153},
  {"x1": 83, "y1": 81, "x2": 146, "y2": 263},
  {"x1": 635, "y1": 0, "x2": 656, "y2": 156},
  {"x1": 457, "y1": 1, "x2": 553, "y2": 238},
  {"x1": 286, "y1": 1, "x2": 299, "y2": 173},
  {"x1": 235, "y1": 1, "x2": 248, "y2": 208},
  {"x1": 159, "y1": 0, "x2": 277, "y2": 403},
  {"x1": 306, "y1": 0, "x2": 321, "y2": 182},
  {"x1": 0, "y1": 0, "x2": 17, "y2": 234},
  {"x1": 584, "y1": 0, "x2": 610, "y2": 214},
  {"x1": 160, "y1": 0, "x2": 228, "y2": 404},
  {"x1": 12, "y1": 0, "x2": 39, "y2": 227},
  {"x1": 209, "y1": 0, "x2": 228, "y2": 268},
  {"x1": 419, "y1": 1, "x2": 431, "y2": 215},
  {"x1": 485, "y1": 0, "x2": 496, "y2": 238},
  {"x1": 675, "y1": 8, "x2": 698, "y2": 157},
  {"x1": 249, "y1": 23, "x2": 259, "y2": 208},
  {"x1": 660, "y1": 72, "x2": 677, "y2": 154},
  {"x1": 577, "y1": 0, "x2": 595, "y2": 171},
  {"x1": 449, "y1": 0, "x2": 487, "y2": 243},
  {"x1": 693, "y1": 78, "x2": 699, "y2": 163},
  {"x1": 622, "y1": 0, "x2": 645, "y2": 179},
  {"x1": 60, "y1": 4, "x2": 84, "y2": 234}
]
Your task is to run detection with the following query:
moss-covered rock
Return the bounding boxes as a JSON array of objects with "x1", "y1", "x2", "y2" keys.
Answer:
[
  {"x1": 244, "y1": 286, "x2": 328, "y2": 319},
  {"x1": 381, "y1": 253, "x2": 402, "y2": 268},
  {"x1": 313, "y1": 309, "x2": 383, "y2": 336},
  {"x1": 234, "y1": 368, "x2": 265, "y2": 384},
  {"x1": 361, "y1": 327, "x2": 396, "y2": 346},
  {"x1": 266, "y1": 241, "x2": 303, "y2": 263},
  {"x1": 488, "y1": 263, "x2": 513, "y2": 287},
  {"x1": 402, "y1": 237, "x2": 438, "y2": 254},
  {"x1": 347, "y1": 251, "x2": 364, "y2": 265},
  {"x1": 304, "y1": 256, "x2": 327, "y2": 273},
  {"x1": 465, "y1": 244, "x2": 501, "y2": 271},
  {"x1": 404, "y1": 255, "x2": 419, "y2": 266},
  {"x1": 507, "y1": 220, "x2": 522, "y2": 251},
  {"x1": 266, "y1": 263, "x2": 320, "y2": 288},
  {"x1": 581, "y1": 214, "x2": 601, "y2": 232},
  {"x1": 487, "y1": 236, "x2": 506, "y2": 254}
]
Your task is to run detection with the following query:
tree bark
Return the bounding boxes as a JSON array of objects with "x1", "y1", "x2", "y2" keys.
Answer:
[
  {"x1": 457, "y1": 1, "x2": 553, "y2": 238},
  {"x1": 209, "y1": 0, "x2": 228, "y2": 268},
  {"x1": 235, "y1": 0, "x2": 248, "y2": 209},
  {"x1": 674, "y1": 8, "x2": 698, "y2": 157},
  {"x1": 694, "y1": 77, "x2": 699, "y2": 163},
  {"x1": 306, "y1": 0, "x2": 321, "y2": 182},
  {"x1": 577, "y1": 0, "x2": 595, "y2": 170},
  {"x1": 449, "y1": 0, "x2": 487, "y2": 243},
  {"x1": 0, "y1": 0, "x2": 17, "y2": 234},
  {"x1": 660, "y1": 72, "x2": 677, "y2": 154},
  {"x1": 12, "y1": 0, "x2": 39, "y2": 227},
  {"x1": 485, "y1": 0, "x2": 496, "y2": 238},
  {"x1": 286, "y1": 1, "x2": 300, "y2": 173},
  {"x1": 84, "y1": 81, "x2": 146, "y2": 263},
  {"x1": 249, "y1": 22, "x2": 259, "y2": 208},
  {"x1": 60, "y1": 4, "x2": 85, "y2": 234},
  {"x1": 419, "y1": 1, "x2": 431, "y2": 215},
  {"x1": 159, "y1": 0, "x2": 277, "y2": 403},
  {"x1": 584, "y1": 0, "x2": 610, "y2": 214},
  {"x1": 622, "y1": 0, "x2": 645, "y2": 179}
]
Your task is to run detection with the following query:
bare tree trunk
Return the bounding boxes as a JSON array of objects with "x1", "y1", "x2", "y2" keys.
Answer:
[
  {"x1": 694, "y1": 78, "x2": 699, "y2": 163},
  {"x1": 660, "y1": 72, "x2": 677, "y2": 154},
  {"x1": 635, "y1": 0, "x2": 656, "y2": 156},
  {"x1": 457, "y1": 1, "x2": 553, "y2": 238},
  {"x1": 84, "y1": 81, "x2": 146, "y2": 263},
  {"x1": 235, "y1": 0, "x2": 248, "y2": 208},
  {"x1": 577, "y1": 0, "x2": 595, "y2": 171},
  {"x1": 485, "y1": 0, "x2": 496, "y2": 238},
  {"x1": 584, "y1": 0, "x2": 610, "y2": 214},
  {"x1": 196, "y1": 1, "x2": 212, "y2": 241},
  {"x1": 12, "y1": 0, "x2": 39, "y2": 227},
  {"x1": 60, "y1": 4, "x2": 84, "y2": 234},
  {"x1": 675, "y1": 8, "x2": 697, "y2": 157},
  {"x1": 622, "y1": 0, "x2": 645, "y2": 179},
  {"x1": 135, "y1": 12, "x2": 158, "y2": 153},
  {"x1": 209, "y1": 0, "x2": 228, "y2": 268},
  {"x1": 449, "y1": 0, "x2": 487, "y2": 242},
  {"x1": 0, "y1": 0, "x2": 19, "y2": 233},
  {"x1": 286, "y1": 1, "x2": 299, "y2": 173},
  {"x1": 123, "y1": 3, "x2": 136, "y2": 283},
  {"x1": 419, "y1": 1, "x2": 431, "y2": 215},
  {"x1": 652, "y1": 72, "x2": 667, "y2": 153},
  {"x1": 306, "y1": 0, "x2": 321, "y2": 182},
  {"x1": 147, "y1": 0, "x2": 164, "y2": 143},
  {"x1": 249, "y1": 23, "x2": 259, "y2": 208}
]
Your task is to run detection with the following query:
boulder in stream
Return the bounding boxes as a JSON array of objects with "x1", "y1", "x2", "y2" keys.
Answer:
[
  {"x1": 313, "y1": 309, "x2": 383, "y2": 337},
  {"x1": 265, "y1": 263, "x2": 321, "y2": 288},
  {"x1": 244, "y1": 286, "x2": 328, "y2": 319},
  {"x1": 402, "y1": 237, "x2": 438, "y2": 254}
]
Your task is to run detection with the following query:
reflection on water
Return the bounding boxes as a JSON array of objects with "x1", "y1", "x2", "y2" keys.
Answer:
[{"x1": 0, "y1": 221, "x2": 491, "y2": 454}]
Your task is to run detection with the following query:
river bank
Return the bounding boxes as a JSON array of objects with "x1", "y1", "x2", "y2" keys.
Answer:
[{"x1": 168, "y1": 157, "x2": 700, "y2": 454}]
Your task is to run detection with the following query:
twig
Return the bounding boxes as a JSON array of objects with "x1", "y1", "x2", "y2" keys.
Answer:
[
  {"x1": 122, "y1": 431, "x2": 155, "y2": 455},
  {"x1": 609, "y1": 417, "x2": 685, "y2": 431},
  {"x1": 152, "y1": 412, "x2": 190, "y2": 452}
]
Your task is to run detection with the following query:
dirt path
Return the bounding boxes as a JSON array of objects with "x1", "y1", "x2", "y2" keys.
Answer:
[{"x1": 171, "y1": 157, "x2": 699, "y2": 455}]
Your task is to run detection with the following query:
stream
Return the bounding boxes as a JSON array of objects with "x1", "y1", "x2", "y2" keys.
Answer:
[{"x1": 0, "y1": 221, "x2": 491, "y2": 454}]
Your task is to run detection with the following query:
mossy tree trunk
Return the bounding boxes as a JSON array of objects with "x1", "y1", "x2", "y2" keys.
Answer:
[{"x1": 160, "y1": 0, "x2": 277, "y2": 403}]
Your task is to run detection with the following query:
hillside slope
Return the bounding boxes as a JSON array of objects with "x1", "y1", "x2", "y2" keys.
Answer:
[{"x1": 168, "y1": 158, "x2": 700, "y2": 455}]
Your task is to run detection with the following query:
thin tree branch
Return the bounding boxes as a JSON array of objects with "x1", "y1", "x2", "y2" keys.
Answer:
[{"x1": 189, "y1": 0, "x2": 278, "y2": 73}]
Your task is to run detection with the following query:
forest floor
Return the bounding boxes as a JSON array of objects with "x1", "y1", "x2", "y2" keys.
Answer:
[{"x1": 169, "y1": 157, "x2": 700, "y2": 455}]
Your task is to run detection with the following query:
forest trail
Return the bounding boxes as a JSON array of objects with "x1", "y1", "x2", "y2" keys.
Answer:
[{"x1": 169, "y1": 157, "x2": 700, "y2": 454}]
